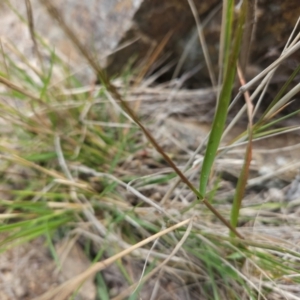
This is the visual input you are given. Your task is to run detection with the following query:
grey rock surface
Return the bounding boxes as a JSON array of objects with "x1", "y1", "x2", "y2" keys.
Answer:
[
  {"x1": 0, "y1": 0, "x2": 299, "y2": 85},
  {"x1": 0, "y1": 0, "x2": 142, "y2": 81}
]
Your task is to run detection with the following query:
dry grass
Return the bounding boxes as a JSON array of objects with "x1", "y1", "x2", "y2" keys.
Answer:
[{"x1": 0, "y1": 1, "x2": 300, "y2": 300}]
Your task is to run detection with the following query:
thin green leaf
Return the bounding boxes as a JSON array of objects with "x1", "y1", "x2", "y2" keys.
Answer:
[{"x1": 199, "y1": 0, "x2": 248, "y2": 197}]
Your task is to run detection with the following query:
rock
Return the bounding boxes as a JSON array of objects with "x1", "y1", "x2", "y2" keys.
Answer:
[
  {"x1": 254, "y1": 1, "x2": 300, "y2": 59},
  {"x1": 0, "y1": 0, "x2": 142, "y2": 82},
  {"x1": 0, "y1": 0, "x2": 299, "y2": 85},
  {"x1": 107, "y1": 0, "x2": 300, "y2": 86},
  {"x1": 105, "y1": 0, "x2": 220, "y2": 82}
]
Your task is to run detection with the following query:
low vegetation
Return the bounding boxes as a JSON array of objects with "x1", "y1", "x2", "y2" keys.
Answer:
[{"x1": 0, "y1": 1, "x2": 300, "y2": 299}]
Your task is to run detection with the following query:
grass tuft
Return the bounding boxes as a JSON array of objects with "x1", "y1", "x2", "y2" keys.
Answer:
[{"x1": 0, "y1": 0, "x2": 300, "y2": 299}]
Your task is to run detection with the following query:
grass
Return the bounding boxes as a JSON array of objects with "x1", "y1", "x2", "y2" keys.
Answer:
[{"x1": 1, "y1": 0, "x2": 300, "y2": 299}]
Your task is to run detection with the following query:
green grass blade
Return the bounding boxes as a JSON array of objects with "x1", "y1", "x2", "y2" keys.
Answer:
[
  {"x1": 39, "y1": 51, "x2": 55, "y2": 101},
  {"x1": 261, "y1": 63, "x2": 300, "y2": 120},
  {"x1": 199, "y1": 0, "x2": 248, "y2": 198},
  {"x1": 220, "y1": 0, "x2": 235, "y2": 77},
  {"x1": 96, "y1": 273, "x2": 110, "y2": 300}
]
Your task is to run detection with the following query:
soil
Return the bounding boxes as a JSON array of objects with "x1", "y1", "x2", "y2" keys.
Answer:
[
  {"x1": 0, "y1": 237, "x2": 96, "y2": 300},
  {"x1": 0, "y1": 238, "x2": 57, "y2": 300}
]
